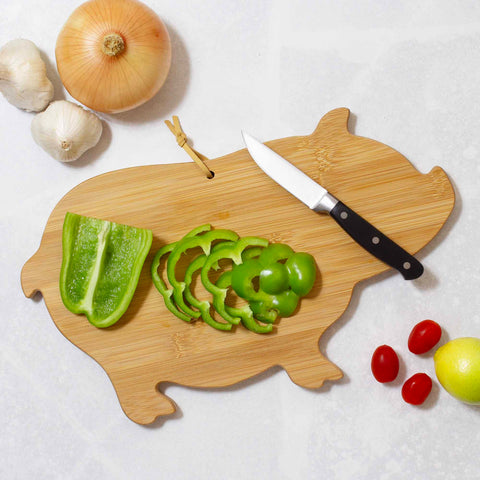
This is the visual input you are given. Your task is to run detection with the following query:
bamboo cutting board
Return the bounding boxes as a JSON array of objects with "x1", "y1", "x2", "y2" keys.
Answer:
[{"x1": 21, "y1": 108, "x2": 455, "y2": 424}]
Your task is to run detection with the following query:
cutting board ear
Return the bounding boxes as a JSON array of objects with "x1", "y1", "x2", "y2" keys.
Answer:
[{"x1": 311, "y1": 107, "x2": 351, "y2": 138}]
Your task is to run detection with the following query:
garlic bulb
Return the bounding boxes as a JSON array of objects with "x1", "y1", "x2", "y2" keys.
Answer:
[
  {"x1": 0, "y1": 39, "x2": 54, "y2": 112},
  {"x1": 55, "y1": 0, "x2": 171, "y2": 114},
  {"x1": 31, "y1": 101, "x2": 102, "y2": 162}
]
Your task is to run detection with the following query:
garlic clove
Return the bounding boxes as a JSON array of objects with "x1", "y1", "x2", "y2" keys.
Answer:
[
  {"x1": 31, "y1": 100, "x2": 103, "y2": 162},
  {"x1": 0, "y1": 39, "x2": 54, "y2": 112}
]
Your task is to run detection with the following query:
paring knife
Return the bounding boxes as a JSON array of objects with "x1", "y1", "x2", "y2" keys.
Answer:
[{"x1": 241, "y1": 132, "x2": 424, "y2": 280}]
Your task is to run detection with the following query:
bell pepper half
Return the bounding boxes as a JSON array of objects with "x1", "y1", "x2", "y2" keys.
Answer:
[{"x1": 60, "y1": 212, "x2": 153, "y2": 328}]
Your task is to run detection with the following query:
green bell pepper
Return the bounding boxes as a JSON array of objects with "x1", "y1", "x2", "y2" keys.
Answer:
[
  {"x1": 60, "y1": 212, "x2": 153, "y2": 328},
  {"x1": 151, "y1": 226, "x2": 318, "y2": 334},
  {"x1": 231, "y1": 243, "x2": 316, "y2": 322},
  {"x1": 216, "y1": 270, "x2": 273, "y2": 334},
  {"x1": 166, "y1": 228, "x2": 239, "y2": 318},
  {"x1": 183, "y1": 241, "x2": 237, "y2": 331},
  {"x1": 201, "y1": 236, "x2": 269, "y2": 325},
  {"x1": 285, "y1": 252, "x2": 318, "y2": 296},
  {"x1": 182, "y1": 241, "x2": 273, "y2": 332},
  {"x1": 150, "y1": 224, "x2": 212, "y2": 323}
]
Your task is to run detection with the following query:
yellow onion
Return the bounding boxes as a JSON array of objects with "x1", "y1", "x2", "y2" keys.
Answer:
[{"x1": 55, "y1": 0, "x2": 171, "y2": 113}]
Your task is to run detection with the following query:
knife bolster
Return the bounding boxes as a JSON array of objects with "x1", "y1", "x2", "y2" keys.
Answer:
[{"x1": 313, "y1": 192, "x2": 338, "y2": 212}]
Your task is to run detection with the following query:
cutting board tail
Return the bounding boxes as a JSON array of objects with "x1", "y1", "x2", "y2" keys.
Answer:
[{"x1": 21, "y1": 251, "x2": 43, "y2": 298}]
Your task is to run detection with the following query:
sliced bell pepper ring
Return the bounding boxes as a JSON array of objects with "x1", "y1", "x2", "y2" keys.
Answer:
[
  {"x1": 231, "y1": 243, "x2": 316, "y2": 322},
  {"x1": 201, "y1": 237, "x2": 269, "y2": 325},
  {"x1": 285, "y1": 252, "x2": 317, "y2": 296},
  {"x1": 166, "y1": 229, "x2": 239, "y2": 319},
  {"x1": 216, "y1": 270, "x2": 273, "y2": 334},
  {"x1": 241, "y1": 246, "x2": 264, "y2": 261},
  {"x1": 249, "y1": 290, "x2": 299, "y2": 321},
  {"x1": 152, "y1": 227, "x2": 317, "y2": 334},
  {"x1": 60, "y1": 212, "x2": 153, "y2": 328},
  {"x1": 230, "y1": 258, "x2": 281, "y2": 323},
  {"x1": 151, "y1": 224, "x2": 211, "y2": 322},
  {"x1": 183, "y1": 241, "x2": 236, "y2": 331},
  {"x1": 258, "y1": 243, "x2": 294, "y2": 265}
]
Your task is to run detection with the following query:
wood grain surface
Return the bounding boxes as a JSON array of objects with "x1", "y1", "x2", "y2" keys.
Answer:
[{"x1": 21, "y1": 108, "x2": 455, "y2": 424}]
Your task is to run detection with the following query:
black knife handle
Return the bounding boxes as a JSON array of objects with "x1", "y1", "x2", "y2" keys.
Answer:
[{"x1": 329, "y1": 201, "x2": 424, "y2": 280}]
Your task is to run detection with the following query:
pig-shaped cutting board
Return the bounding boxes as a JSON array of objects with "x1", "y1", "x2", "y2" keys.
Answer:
[{"x1": 21, "y1": 108, "x2": 455, "y2": 424}]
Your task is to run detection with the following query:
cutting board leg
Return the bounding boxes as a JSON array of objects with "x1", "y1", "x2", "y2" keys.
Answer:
[
  {"x1": 111, "y1": 375, "x2": 176, "y2": 425},
  {"x1": 281, "y1": 343, "x2": 343, "y2": 389}
]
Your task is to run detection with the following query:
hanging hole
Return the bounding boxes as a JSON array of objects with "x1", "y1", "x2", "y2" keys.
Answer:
[{"x1": 207, "y1": 171, "x2": 215, "y2": 179}]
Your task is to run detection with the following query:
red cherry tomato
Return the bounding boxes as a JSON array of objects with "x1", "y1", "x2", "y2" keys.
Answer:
[
  {"x1": 371, "y1": 345, "x2": 399, "y2": 383},
  {"x1": 402, "y1": 373, "x2": 432, "y2": 405},
  {"x1": 408, "y1": 320, "x2": 442, "y2": 354}
]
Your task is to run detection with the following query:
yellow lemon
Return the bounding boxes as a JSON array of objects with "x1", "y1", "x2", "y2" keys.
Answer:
[{"x1": 434, "y1": 337, "x2": 480, "y2": 405}]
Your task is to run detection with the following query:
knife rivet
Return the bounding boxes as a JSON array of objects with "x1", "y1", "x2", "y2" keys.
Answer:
[
  {"x1": 403, "y1": 262, "x2": 411, "y2": 270},
  {"x1": 340, "y1": 211, "x2": 348, "y2": 219},
  {"x1": 372, "y1": 236, "x2": 380, "y2": 245}
]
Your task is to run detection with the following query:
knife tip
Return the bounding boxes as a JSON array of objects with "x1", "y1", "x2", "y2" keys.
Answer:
[{"x1": 241, "y1": 130, "x2": 256, "y2": 147}]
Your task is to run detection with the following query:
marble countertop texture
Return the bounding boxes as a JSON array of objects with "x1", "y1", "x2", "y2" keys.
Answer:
[{"x1": 1, "y1": 1, "x2": 479, "y2": 479}]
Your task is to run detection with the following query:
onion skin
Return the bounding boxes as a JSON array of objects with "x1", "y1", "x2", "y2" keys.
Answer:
[{"x1": 55, "y1": 0, "x2": 171, "y2": 114}]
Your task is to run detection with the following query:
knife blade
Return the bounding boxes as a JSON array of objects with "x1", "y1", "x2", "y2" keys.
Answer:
[{"x1": 241, "y1": 131, "x2": 423, "y2": 280}]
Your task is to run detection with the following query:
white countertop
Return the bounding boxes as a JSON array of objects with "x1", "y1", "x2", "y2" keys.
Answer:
[{"x1": 1, "y1": 1, "x2": 479, "y2": 479}]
